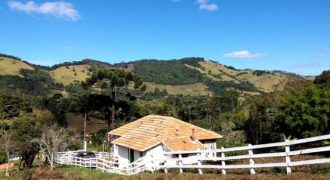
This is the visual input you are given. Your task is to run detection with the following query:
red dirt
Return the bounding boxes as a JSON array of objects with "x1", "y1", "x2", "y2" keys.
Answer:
[{"x1": 0, "y1": 162, "x2": 14, "y2": 170}]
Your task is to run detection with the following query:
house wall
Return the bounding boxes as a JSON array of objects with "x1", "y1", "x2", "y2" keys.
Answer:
[
  {"x1": 114, "y1": 139, "x2": 219, "y2": 169},
  {"x1": 117, "y1": 145, "x2": 129, "y2": 168},
  {"x1": 202, "y1": 139, "x2": 217, "y2": 150},
  {"x1": 115, "y1": 145, "x2": 151, "y2": 168},
  {"x1": 145, "y1": 144, "x2": 164, "y2": 157},
  {"x1": 201, "y1": 139, "x2": 217, "y2": 157},
  {"x1": 144, "y1": 144, "x2": 165, "y2": 171},
  {"x1": 113, "y1": 144, "x2": 119, "y2": 157}
]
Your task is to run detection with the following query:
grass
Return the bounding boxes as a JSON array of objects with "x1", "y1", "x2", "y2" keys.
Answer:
[
  {"x1": 2, "y1": 161, "x2": 330, "y2": 180},
  {"x1": 0, "y1": 56, "x2": 291, "y2": 94},
  {"x1": 184, "y1": 60, "x2": 290, "y2": 93},
  {"x1": 3, "y1": 166, "x2": 330, "y2": 180},
  {"x1": 236, "y1": 71, "x2": 288, "y2": 93},
  {"x1": 145, "y1": 82, "x2": 212, "y2": 96},
  {"x1": 50, "y1": 64, "x2": 92, "y2": 85},
  {"x1": 55, "y1": 166, "x2": 120, "y2": 179},
  {"x1": 66, "y1": 112, "x2": 107, "y2": 135},
  {"x1": 197, "y1": 61, "x2": 241, "y2": 82},
  {"x1": 0, "y1": 57, "x2": 34, "y2": 77}
]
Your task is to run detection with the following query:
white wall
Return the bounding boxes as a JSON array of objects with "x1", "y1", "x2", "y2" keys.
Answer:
[
  {"x1": 115, "y1": 145, "x2": 149, "y2": 168},
  {"x1": 202, "y1": 140, "x2": 217, "y2": 150},
  {"x1": 117, "y1": 145, "x2": 129, "y2": 168},
  {"x1": 115, "y1": 140, "x2": 218, "y2": 169},
  {"x1": 113, "y1": 144, "x2": 119, "y2": 157},
  {"x1": 134, "y1": 149, "x2": 143, "y2": 161},
  {"x1": 144, "y1": 144, "x2": 165, "y2": 171},
  {"x1": 201, "y1": 139, "x2": 217, "y2": 157}
]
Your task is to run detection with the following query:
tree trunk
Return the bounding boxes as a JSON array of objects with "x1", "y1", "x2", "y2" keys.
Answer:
[
  {"x1": 50, "y1": 153, "x2": 54, "y2": 171},
  {"x1": 5, "y1": 151, "x2": 10, "y2": 176},
  {"x1": 83, "y1": 112, "x2": 87, "y2": 142},
  {"x1": 18, "y1": 159, "x2": 22, "y2": 170},
  {"x1": 24, "y1": 152, "x2": 38, "y2": 168},
  {"x1": 188, "y1": 106, "x2": 191, "y2": 123},
  {"x1": 111, "y1": 89, "x2": 116, "y2": 131},
  {"x1": 107, "y1": 107, "x2": 111, "y2": 132}
]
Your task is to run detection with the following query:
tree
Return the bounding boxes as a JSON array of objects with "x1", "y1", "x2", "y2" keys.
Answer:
[
  {"x1": 0, "y1": 122, "x2": 12, "y2": 176},
  {"x1": 277, "y1": 85, "x2": 330, "y2": 138},
  {"x1": 84, "y1": 69, "x2": 145, "y2": 131},
  {"x1": 44, "y1": 94, "x2": 67, "y2": 127},
  {"x1": 0, "y1": 93, "x2": 30, "y2": 120},
  {"x1": 243, "y1": 96, "x2": 275, "y2": 145},
  {"x1": 10, "y1": 115, "x2": 42, "y2": 168},
  {"x1": 69, "y1": 90, "x2": 92, "y2": 142},
  {"x1": 0, "y1": 93, "x2": 31, "y2": 175},
  {"x1": 314, "y1": 70, "x2": 330, "y2": 84},
  {"x1": 34, "y1": 125, "x2": 71, "y2": 171}
]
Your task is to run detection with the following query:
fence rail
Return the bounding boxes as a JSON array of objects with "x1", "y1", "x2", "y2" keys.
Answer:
[{"x1": 56, "y1": 134, "x2": 330, "y2": 176}]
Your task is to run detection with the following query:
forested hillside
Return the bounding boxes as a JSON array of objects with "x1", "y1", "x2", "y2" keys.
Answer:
[
  {"x1": 0, "y1": 54, "x2": 300, "y2": 96},
  {"x1": 0, "y1": 53, "x2": 329, "y2": 173},
  {"x1": 127, "y1": 57, "x2": 299, "y2": 95}
]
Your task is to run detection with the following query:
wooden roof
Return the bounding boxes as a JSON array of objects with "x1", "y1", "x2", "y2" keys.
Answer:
[{"x1": 109, "y1": 115, "x2": 222, "y2": 152}]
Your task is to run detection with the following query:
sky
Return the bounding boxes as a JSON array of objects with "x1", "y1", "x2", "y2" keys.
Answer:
[{"x1": 0, "y1": 0, "x2": 329, "y2": 75}]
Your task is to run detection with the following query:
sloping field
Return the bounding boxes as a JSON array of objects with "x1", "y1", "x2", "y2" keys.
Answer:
[
  {"x1": 66, "y1": 112, "x2": 107, "y2": 135},
  {"x1": 50, "y1": 64, "x2": 91, "y2": 85},
  {"x1": 0, "y1": 57, "x2": 34, "y2": 76},
  {"x1": 145, "y1": 82, "x2": 212, "y2": 96},
  {"x1": 192, "y1": 60, "x2": 290, "y2": 93},
  {"x1": 236, "y1": 72, "x2": 288, "y2": 92}
]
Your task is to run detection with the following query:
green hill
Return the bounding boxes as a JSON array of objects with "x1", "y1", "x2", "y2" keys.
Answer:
[
  {"x1": 131, "y1": 58, "x2": 299, "y2": 95},
  {"x1": 0, "y1": 56, "x2": 34, "y2": 77},
  {"x1": 0, "y1": 54, "x2": 302, "y2": 96}
]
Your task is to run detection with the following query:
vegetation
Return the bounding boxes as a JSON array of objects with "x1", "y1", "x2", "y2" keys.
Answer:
[
  {"x1": 133, "y1": 58, "x2": 260, "y2": 94},
  {"x1": 84, "y1": 69, "x2": 145, "y2": 130},
  {"x1": 133, "y1": 59, "x2": 204, "y2": 85},
  {"x1": 0, "y1": 53, "x2": 329, "y2": 178},
  {"x1": 34, "y1": 125, "x2": 72, "y2": 171},
  {"x1": 2, "y1": 166, "x2": 330, "y2": 180}
]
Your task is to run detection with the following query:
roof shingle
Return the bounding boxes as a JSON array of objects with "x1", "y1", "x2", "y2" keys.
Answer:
[{"x1": 109, "y1": 115, "x2": 222, "y2": 151}]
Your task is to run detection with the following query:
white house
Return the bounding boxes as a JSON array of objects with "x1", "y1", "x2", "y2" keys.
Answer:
[{"x1": 108, "y1": 115, "x2": 222, "y2": 170}]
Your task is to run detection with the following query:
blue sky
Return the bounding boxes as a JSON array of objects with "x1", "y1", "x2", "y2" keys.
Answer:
[{"x1": 0, "y1": 0, "x2": 329, "y2": 75}]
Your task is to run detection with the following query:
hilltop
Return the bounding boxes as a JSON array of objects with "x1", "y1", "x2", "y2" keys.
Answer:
[{"x1": 0, "y1": 54, "x2": 303, "y2": 96}]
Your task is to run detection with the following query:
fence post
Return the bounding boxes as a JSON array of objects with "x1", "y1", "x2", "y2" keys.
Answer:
[
  {"x1": 179, "y1": 152, "x2": 183, "y2": 174},
  {"x1": 248, "y1": 144, "x2": 256, "y2": 175},
  {"x1": 198, "y1": 152, "x2": 203, "y2": 174},
  {"x1": 285, "y1": 140, "x2": 292, "y2": 175},
  {"x1": 221, "y1": 147, "x2": 226, "y2": 175}
]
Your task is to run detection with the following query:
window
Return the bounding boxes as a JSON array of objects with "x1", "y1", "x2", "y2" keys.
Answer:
[{"x1": 182, "y1": 154, "x2": 189, "y2": 158}]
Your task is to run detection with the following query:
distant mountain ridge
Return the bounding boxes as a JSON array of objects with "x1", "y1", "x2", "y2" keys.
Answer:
[{"x1": 0, "y1": 53, "x2": 304, "y2": 96}]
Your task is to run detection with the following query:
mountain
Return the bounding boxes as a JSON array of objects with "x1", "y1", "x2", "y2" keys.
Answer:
[{"x1": 0, "y1": 54, "x2": 303, "y2": 96}]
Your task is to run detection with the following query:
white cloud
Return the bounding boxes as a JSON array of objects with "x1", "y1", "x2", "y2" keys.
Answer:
[
  {"x1": 196, "y1": 0, "x2": 218, "y2": 11},
  {"x1": 8, "y1": 1, "x2": 80, "y2": 21},
  {"x1": 224, "y1": 50, "x2": 263, "y2": 59}
]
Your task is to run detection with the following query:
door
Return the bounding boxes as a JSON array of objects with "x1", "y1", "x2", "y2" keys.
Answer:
[{"x1": 129, "y1": 149, "x2": 134, "y2": 163}]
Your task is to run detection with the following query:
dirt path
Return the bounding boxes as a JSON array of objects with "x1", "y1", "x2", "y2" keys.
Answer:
[{"x1": 0, "y1": 162, "x2": 14, "y2": 170}]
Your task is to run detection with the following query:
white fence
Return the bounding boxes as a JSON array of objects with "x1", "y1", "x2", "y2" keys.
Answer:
[
  {"x1": 162, "y1": 134, "x2": 330, "y2": 175},
  {"x1": 56, "y1": 134, "x2": 330, "y2": 176}
]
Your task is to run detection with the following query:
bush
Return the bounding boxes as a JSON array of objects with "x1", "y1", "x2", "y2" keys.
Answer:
[
  {"x1": 20, "y1": 168, "x2": 33, "y2": 180},
  {"x1": 0, "y1": 151, "x2": 6, "y2": 164},
  {"x1": 67, "y1": 139, "x2": 83, "y2": 150}
]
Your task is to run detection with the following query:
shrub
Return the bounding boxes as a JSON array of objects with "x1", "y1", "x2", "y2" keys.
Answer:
[{"x1": 20, "y1": 168, "x2": 33, "y2": 180}]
